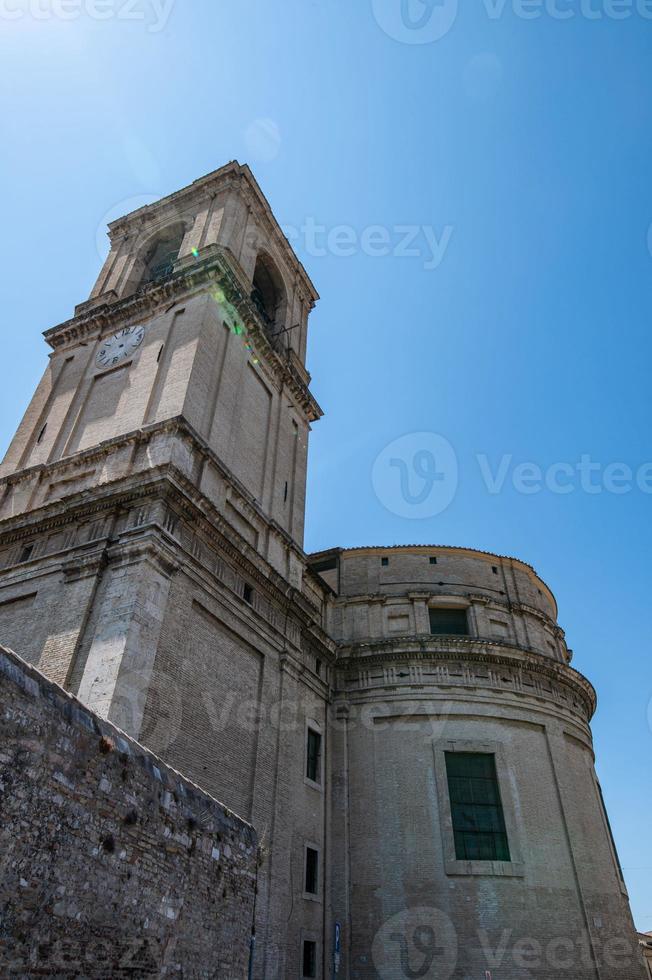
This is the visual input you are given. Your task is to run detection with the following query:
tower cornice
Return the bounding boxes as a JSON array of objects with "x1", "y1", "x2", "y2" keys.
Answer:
[{"x1": 42, "y1": 246, "x2": 323, "y2": 423}]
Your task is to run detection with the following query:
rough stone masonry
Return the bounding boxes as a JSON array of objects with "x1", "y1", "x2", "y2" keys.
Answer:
[{"x1": 0, "y1": 643, "x2": 258, "y2": 978}]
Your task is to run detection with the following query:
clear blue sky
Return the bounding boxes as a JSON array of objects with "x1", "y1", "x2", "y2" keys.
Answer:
[{"x1": 1, "y1": 0, "x2": 651, "y2": 930}]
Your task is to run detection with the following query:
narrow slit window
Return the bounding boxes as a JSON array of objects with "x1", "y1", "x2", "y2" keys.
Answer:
[
  {"x1": 305, "y1": 847, "x2": 319, "y2": 894},
  {"x1": 306, "y1": 728, "x2": 322, "y2": 784},
  {"x1": 302, "y1": 940, "x2": 317, "y2": 978},
  {"x1": 36, "y1": 423, "x2": 48, "y2": 444},
  {"x1": 243, "y1": 583, "x2": 254, "y2": 605},
  {"x1": 445, "y1": 752, "x2": 511, "y2": 862}
]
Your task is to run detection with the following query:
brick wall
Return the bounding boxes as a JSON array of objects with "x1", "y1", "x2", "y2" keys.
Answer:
[{"x1": 0, "y1": 644, "x2": 257, "y2": 979}]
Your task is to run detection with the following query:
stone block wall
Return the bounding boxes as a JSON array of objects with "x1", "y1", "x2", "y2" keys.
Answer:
[{"x1": 0, "y1": 643, "x2": 257, "y2": 979}]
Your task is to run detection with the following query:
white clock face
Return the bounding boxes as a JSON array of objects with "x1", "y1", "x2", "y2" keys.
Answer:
[{"x1": 96, "y1": 326, "x2": 145, "y2": 369}]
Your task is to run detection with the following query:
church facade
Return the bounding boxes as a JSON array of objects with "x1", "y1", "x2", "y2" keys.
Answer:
[{"x1": 0, "y1": 162, "x2": 645, "y2": 979}]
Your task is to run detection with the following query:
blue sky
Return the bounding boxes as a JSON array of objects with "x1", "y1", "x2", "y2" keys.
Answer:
[{"x1": 1, "y1": 0, "x2": 651, "y2": 930}]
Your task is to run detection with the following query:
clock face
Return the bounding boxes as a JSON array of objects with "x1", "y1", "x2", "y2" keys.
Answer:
[{"x1": 96, "y1": 326, "x2": 145, "y2": 369}]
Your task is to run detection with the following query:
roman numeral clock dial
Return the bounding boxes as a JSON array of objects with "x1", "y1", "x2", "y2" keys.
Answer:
[{"x1": 96, "y1": 325, "x2": 145, "y2": 368}]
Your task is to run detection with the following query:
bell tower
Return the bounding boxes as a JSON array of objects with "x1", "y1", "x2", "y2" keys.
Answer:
[
  {"x1": 1, "y1": 161, "x2": 320, "y2": 551},
  {"x1": 0, "y1": 163, "x2": 335, "y2": 978}
]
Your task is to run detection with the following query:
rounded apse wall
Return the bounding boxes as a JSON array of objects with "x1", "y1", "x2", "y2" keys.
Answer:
[{"x1": 323, "y1": 546, "x2": 644, "y2": 980}]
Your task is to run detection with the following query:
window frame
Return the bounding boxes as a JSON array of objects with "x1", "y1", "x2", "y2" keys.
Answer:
[
  {"x1": 433, "y1": 739, "x2": 524, "y2": 878},
  {"x1": 303, "y1": 842, "x2": 322, "y2": 901},
  {"x1": 301, "y1": 938, "x2": 318, "y2": 978},
  {"x1": 304, "y1": 722, "x2": 323, "y2": 790},
  {"x1": 445, "y1": 751, "x2": 511, "y2": 862},
  {"x1": 428, "y1": 606, "x2": 470, "y2": 637}
]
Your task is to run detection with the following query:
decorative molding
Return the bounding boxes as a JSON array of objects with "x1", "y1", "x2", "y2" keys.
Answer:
[{"x1": 335, "y1": 638, "x2": 596, "y2": 721}]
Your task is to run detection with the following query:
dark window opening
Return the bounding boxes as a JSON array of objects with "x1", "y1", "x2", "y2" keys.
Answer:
[
  {"x1": 381, "y1": 557, "x2": 389, "y2": 567},
  {"x1": 251, "y1": 252, "x2": 285, "y2": 338},
  {"x1": 19, "y1": 545, "x2": 34, "y2": 563},
  {"x1": 36, "y1": 423, "x2": 47, "y2": 445},
  {"x1": 302, "y1": 940, "x2": 317, "y2": 978},
  {"x1": 305, "y1": 847, "x2": 319, "y2": 894},
  {"x1": 284, "y1": 481, "x2": 289, "y2": 503},
  {"x1": 243, "y1": 584, "x2": 254, "y2": 605},
  {"x1": 429, "y1": 608, "x2": 469, "y2": 636},
  {"x1": 315, "y1": 658, "x2": 322, "y2": 677},
  {"x1": 157, "y1": 345, "x2": 164, "y2": 363},
  {"x1": 306, "y1": 728, "x2": 322, "y2": 784},
  {"x1": 445, "y1": 752, "x2": 511, "y2": 862},
  {"x1": 492, "y1": 566, "x2": 498, "y2": 575},
  {"x1": 140, "y1": 225, "x2": 185, "y2": 288},
  {"x1": 429, "y1": 556, "x2": 437, "y2": 565}
]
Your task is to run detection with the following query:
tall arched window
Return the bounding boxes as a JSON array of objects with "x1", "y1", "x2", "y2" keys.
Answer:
[
  {"x1": 137, "y1": 223, "x2": 186, "y2": 289},
  {"x1": 251, "y1": 252, "x2": 286, "y2": 339}
]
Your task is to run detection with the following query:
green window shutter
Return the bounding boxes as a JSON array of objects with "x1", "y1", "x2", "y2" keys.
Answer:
[
  {"x1": 445, "y1": 752, "x2": 511, "y2": 862},
  {"x1": 429, "y1": 608, "x2": 469, "y2": 636}
]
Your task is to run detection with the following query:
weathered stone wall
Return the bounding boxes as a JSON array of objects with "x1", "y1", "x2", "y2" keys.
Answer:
[{"x1": 0, "y1": 644, "x2": 257, "y2": 979}]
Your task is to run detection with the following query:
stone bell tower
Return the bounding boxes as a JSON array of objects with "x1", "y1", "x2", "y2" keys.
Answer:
[{"x1": 0, "y1": 162, "x2": 335, "y2": 978}]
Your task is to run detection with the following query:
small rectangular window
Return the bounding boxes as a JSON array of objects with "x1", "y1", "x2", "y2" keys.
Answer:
[
  {"x1": 315, "y1": 658, "x2": 322, "y2": 677},
  {"x1": 305, "y1": 847, "x2": 319, "y2": 894},
  {"x1": 302, "y1": 940, "x2": 317, "y2": 978},
  {"x1": 445, "y1": 752, "x2": 510, "y2": 862},
  {"x1": 429, "y1": 556, "x2": 437, "y2": 565},
  {"x1": 429, "y1": 608, "x2": 469, "y2": 636},
  {"x1": 492, "y1": 566, "x2": 499, "y2": 575},
  {"x1": 243, "y1": 583, "x2": 254, "y2": 605},
  {"x1": 306, "y1": 728, "x2": 322, "y2": 784},
  {"x1": 381, "y1": 557, "x2": 389, "y2": 567}
]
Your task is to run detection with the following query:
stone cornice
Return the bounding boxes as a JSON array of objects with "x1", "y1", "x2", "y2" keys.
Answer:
[
  {"x1": 335, "y1": 636, "x2": 596, "y2": 718},
  {"x1": 0, "y1": 452, "x2": 335, "y2": 662},
  {"x1": 0, "y1": 417, "x2": 299, "y2": 562},
  {"x1": 42, "y1": 247, "x2": 322, "y2": 423}
]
